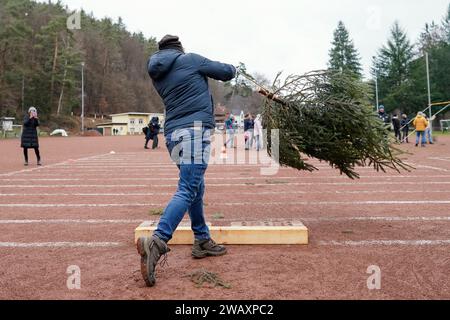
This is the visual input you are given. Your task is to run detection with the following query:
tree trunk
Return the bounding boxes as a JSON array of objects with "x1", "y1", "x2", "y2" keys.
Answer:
[
  {"x1": 56, "y1": 59, "x2": 68, "y2": 115},
  {"x1": 50, "y1": 34, "x2": 59, "y2": 112},
  {"x1": 57, "y1": 35, "x2": 70, "y2": 116}
]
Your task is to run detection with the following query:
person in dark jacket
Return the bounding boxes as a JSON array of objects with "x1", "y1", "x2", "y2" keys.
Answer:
[
  {"x1": 21, "y1": 107, "x2": 41, "y2": 166},
  {"x1": 400, "y1": 114, "x2": 410, "y2": 143},
  {"x1": 224, "y1": 113, "x2": 236, "y2": 148},
  {"x1": 136, "y1": 35, "x2": 236, "y2": 287},
  {"x1": 378, "y1": 106, "x2": 390, "y2": 127},
  {"x1": 145, "y1": 116, "x2": 161, "y2": 150},
  {"x1": 392, "y1": 114, "x2": 401, "y2": 143},
  {"x1": 244, "y1": 113, "x2": 254, "y2": 150}
]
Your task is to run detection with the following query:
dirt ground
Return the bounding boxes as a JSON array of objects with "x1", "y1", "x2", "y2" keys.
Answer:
[{"x1": 0, "y1": 134, "x2": 450, "y2": 300}]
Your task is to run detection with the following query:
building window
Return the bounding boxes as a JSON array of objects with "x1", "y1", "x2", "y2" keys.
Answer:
[
  {"x1": 139, "y1": 119, "x2": 144, "y2": 125},
  {"x1": 130, "y1": 119, "x2": 135, "y2": 125}
]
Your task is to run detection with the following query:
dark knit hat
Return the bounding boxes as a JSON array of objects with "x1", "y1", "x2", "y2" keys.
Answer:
[{"x1": 158, "y1": 35, "x2": 184, "y2": 52}]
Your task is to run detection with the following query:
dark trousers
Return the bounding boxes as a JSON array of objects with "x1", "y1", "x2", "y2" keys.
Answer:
[
  {"x1": 145, "y1": 135, "x2": 159, "y2": 149},
  {"x1": 152, "y1": 135, "x2": 159, "y2": 149},
  {"x1": 402, "y1": 130, "x2": 409, "y2": 143},
  {"x1": 394, "y1": 128, "x2": 401, "y2": 142},
  {"x1": 23, "y1": 147, "x2": 40, "y2": 162}
]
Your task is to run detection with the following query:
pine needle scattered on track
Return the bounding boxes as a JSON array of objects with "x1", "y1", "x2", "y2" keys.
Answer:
[
  {"x1": 184, "y1": 269, "x2": 232, "y2": 289},
  {"x1": 149, "y1": 208, "x2": 164, "y2": 216}
]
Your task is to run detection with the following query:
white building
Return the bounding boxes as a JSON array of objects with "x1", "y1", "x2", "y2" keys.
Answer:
[{"x1": 97, "y1": 112, "x2": 165, "y2": 136}]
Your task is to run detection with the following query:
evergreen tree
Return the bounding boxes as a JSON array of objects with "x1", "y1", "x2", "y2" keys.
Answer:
[
  {"x1": 328, "y1": 21, "x2": 362, "y2": 78},
  {"x1": 372, "y1": 22, "x2": 414, "y2": 113},
  {"x1": 443, "y1": 3, "x2": 450, "y2": 43},
  {"x1": 418, "y1": 22, "x2": 444, "y2": 52}
]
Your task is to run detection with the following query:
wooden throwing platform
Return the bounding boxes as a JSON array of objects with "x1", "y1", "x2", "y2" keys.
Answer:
[{"x1": 135, "y1": 220, "x2": 308, "y2": 245}]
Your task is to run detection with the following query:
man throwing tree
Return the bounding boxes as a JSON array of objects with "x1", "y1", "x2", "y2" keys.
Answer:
[{"x1": 137, "y1": 35, "x2": 236, "y2": 287}]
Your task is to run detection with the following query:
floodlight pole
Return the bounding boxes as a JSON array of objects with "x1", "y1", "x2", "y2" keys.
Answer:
[
  {"x1": 81, "y1": 62, "x2": 85, "y2": 133},
  {"x1": 373, "y1": 56, "x2": 379, "y2": 112},
  {"x1": 375, "y1": 76, "x2": 379, "y2": 112},
  {"x1": 425, "y1": 52, "x2": 432, "y2": 134}
]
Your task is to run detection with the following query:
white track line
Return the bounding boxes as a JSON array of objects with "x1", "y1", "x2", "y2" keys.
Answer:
[
  {"x1": 429, "y1": 157, "x2": 450, "y2": 163},
  {"x1": 303, "y1": 216, "x2": 450, "y2": 222},
  {"x1": 0, "y1": 242, "x2": 124, "y2": 248},
  {"x1": 0, "y1": 190, "x2": 448, "y2": 197},
  {"x1": 0, "y1": 153, "x2": 111, "y2": 177},
  {"x1": 0, "y1": 219, "x2": 142, "y2": 224},
  {"x1": 2, "y1": 181, "x2": 450, "y2": 188},
  {"x1": 414, "y1": 165, "x2": 450, "y2": 172},
  {"x1": 1, "y1": 217, "x2": 450, "y2": 224},
  {"x1": 2, "y1": 200, "x2": 450, "y2": 208},
  {"x1": 319, "y1": 240, "x2": 450, "y2": 246},
  {"x1": 3, "y1": 175, "x2": 450, "y2": 182},
  {"x1": 0, "y1": 185, "x2": 149, "y2": 188}
]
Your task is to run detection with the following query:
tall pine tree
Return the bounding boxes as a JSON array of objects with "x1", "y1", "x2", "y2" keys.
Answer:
[
  {"x1": 418, "y1": 22, "x2": 444, "y2": 52},
  {"x1": 328, "y1": 21, "x2": 362, "y2": 78},
  {"x1": 373, "y1": 22, "x2": 413, "y2": 88},
  {"x1": 372, "y1": 22, "x2": 414, "y2": 113},
  {"x1": 443, "y1": 3, "x2": 450, "y2": 43}
]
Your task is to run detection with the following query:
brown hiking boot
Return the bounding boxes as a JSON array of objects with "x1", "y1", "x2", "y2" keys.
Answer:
[
  {"x1": 192, "y1": 239, "x2": 227, "y2": 259},
  {"x1": 136, "y1": 235, "x2": 170, "y2": 287}
]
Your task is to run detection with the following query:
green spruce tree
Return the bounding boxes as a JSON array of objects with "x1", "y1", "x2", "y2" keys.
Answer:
[
  {"x1": 372, "y1": 22, "x2": 414, "y2": 113},
  {"x1": 373, "y1": 22, "x2": 414, "y2": 88},
  {"x1": 443, "y1": 3, "x2": 450, "y2": 43},
  {"x1": 418, "y1": 22, "x2": 444, "y2": 52},
  {"x1": 328, "y1": 21, "x2": 362, "y2": 78}
]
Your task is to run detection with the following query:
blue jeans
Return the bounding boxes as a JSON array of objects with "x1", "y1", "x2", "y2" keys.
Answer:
[
  {"x1": 416, "y1": 131, "x2": 426, "y2": 145},
  {"x1": 426, "y1": 128, "x2": 433, "y2": 143},
  {"x1": 255, "y1": 135, "x2": 261, "y2": 151},
  {"x1": 225, "y1": 129, "x2": 235, "y2": 148},
  {"x1": 154, "y1": 128, "x2": 211, "y2": 242}
]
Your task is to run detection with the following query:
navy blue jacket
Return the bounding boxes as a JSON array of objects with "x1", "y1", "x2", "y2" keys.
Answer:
[
  {"x1": 244, "y1": 119, "x2": 254, "y2": 131},
  {"x1": 148, "y1": 49, "x2": 236, "y2": 135},
  {"x1": 401, "y1": 118, "x2": 410, "y2": 132}
]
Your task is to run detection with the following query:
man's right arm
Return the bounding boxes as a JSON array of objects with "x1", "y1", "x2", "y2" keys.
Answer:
[{"x1": 194, "y1": 54, "x2": 236, "y2": 82}]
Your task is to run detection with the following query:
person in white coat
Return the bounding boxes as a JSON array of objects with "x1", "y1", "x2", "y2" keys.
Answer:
[{"x1": 254, "y1": 114, "x2": 263, "y2": 151}]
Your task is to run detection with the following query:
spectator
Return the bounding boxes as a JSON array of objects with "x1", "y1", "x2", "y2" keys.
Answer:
[
  {"x1": 413, "y1": 112, "x2": 428, "y2": 147},
  {"x1": 149, "y1": 117, "x2": 161, "y2": 149},
  {"x1": 244, "y1": 113, "x2": 254, "y2": 150},
  {"x1": 224, "y1": 113, "x2": 236, "y2": 148},
  {"x1": 21, "y1": 107, "x2": 42, "y2": 166},
  {"x1": 254, "y1": 114, "x2": 263, "y2": 151},
  {"x1": 425, "y1": 116, "x2": 434, "y2": 145},
  {"x1": 392, "y1": 114, "x2": 401, "y2": 143},
  {"x1": 400, "y1": 114, "x2": 410, "y2": 143},
  {"x1": 378, "y1": 106, "x2": 390, "y2": 127},
  {"x1": 143, "y1": 124, "x2": 151, "y2": 149}
]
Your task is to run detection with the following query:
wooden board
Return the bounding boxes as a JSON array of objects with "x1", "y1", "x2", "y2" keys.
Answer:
[{"x1": 134, "y1": 221, "x2": 308, "y2": 245}]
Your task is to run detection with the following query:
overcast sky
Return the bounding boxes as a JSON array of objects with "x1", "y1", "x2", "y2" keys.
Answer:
[{"x1": 40, "y1": 0, "x2": 449, "y2": 80}]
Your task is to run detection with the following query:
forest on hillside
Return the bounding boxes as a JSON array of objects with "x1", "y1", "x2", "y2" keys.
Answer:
[{"x1": 0, "y1": 0, "x2": 264, "y2": 126}]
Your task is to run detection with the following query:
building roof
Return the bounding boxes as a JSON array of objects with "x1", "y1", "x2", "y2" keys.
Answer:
[
  {"x1": 110, "y1": 112, "x2": 164, "y2": 117},
  {"x1": 1, "y1": 117, "x2": 15, "y2": 120},
  {"x1": 96, "y1": 122, "x2": 128, "y2": 127}
]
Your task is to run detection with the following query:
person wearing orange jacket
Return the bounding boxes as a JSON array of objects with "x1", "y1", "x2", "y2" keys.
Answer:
[{"x1": 413, "y1": 112, "x2": 429, "y2": 147}]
